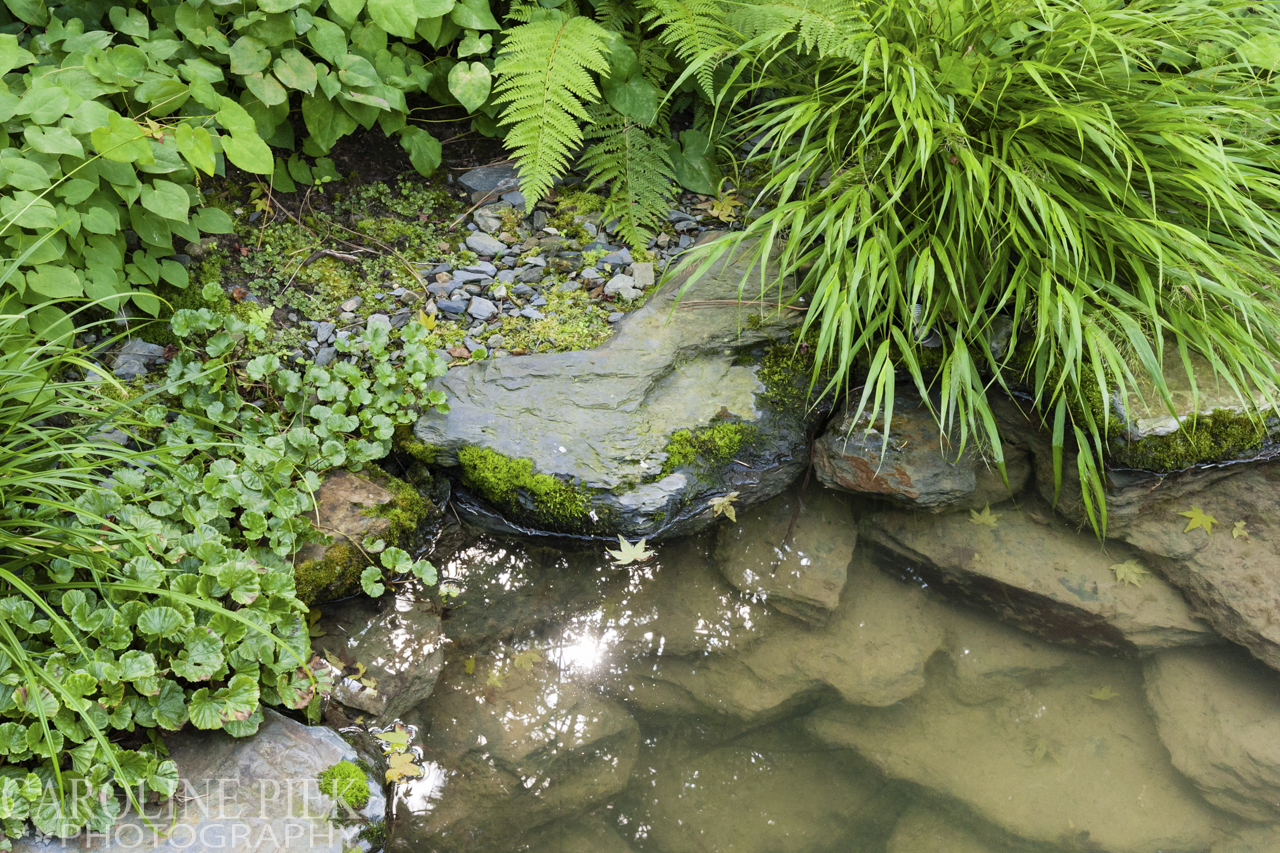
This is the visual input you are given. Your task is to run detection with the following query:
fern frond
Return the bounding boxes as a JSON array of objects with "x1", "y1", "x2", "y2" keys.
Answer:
[
  {"x1": 591, "y1": 0, "x2": 638, "y2": 31},
  {"x1": 493, "y1": 13, "x2": 611, "y2": 203},
  {"x1": 728, "y1": 0, "x2": 868, "y2": 59},
  {"x1": 637, "y1": 0, "x2": 731, "y2": 97},
  {"x1": 581, "y1": 106, "x2": 676, "y2": 249}
]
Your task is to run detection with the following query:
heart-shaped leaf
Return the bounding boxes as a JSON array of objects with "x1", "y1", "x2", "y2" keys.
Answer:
[{"x1": 448, "y1": 61, "x2": 491, "y2": 113}]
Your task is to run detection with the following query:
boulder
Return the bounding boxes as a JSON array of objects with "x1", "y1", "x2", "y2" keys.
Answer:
[
  {"x1": 458, "y1": 164, "x2": 521, "y2": 199},
  {"x1": 617, "y1": 550, "x2": 948, "y2": 720},
  {"x1": 387, "y1": 656, "x2": 639, "y2": 853},
  {"x1": 521, "y1": 815, "x2": 635, "y2": 852},
  {"x1": 939, "y1": 601, "x2": 1074, "y2": 705},
  {"x1": 886, "y1": 805, "x2": 1018, "y2": 853},
  {"x1": 1143, "y1": 647, "x2": 1280, "y2": 822},
  {"x1": 714, "y1": 486, "x2": 855, "y2": 624},
  {"x1": 815, "y1": 389, "x2": 1030, "y2": 509},
  {"x1": 14, "y1": 710, "x2": 385, "y2": 853},
  {"x1": 807, "y1": 662, "x2": 1239, "y2": 853},
  {"x1": 1117, "y1": 463, "x2": 1280, "y2": 671},
  {"x1": 631, "y1": 725, "x2": 901, "y2": 853},
  {"x1": 864, "y1": 497, "x2": 1216, "y2": 653},
  {"x1": 413, "y1": 236, "x2": 822, "y2": 540},
  {"x1": 315, "y1": 596, "x2": 447, "y2": 721}
]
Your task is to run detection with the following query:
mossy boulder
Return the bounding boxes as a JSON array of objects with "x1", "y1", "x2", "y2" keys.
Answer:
[
  {"x1": 293, "y1": 469, "x2": 434, "y2": 605},
  {"x1": 412, "y1": 235, "x2": 827, "y2": 540}
]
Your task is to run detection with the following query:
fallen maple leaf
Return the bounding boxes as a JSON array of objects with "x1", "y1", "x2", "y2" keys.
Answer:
[
  {"x1": 1179, "y1": 506, "x2": 1217, "y2": 536},
  {"x1": 1233, "y1": 521, "x2": 1249, "y2": 540},
  {"x1": 1110, "y1": 559, "x2": 1149, "y2": 587},
  {"x1": 608, "y1": 536, "x2": 654, "y2": 566},
  {"x1": 386, "y1": 751, "x2": 424, "y2": 783},
  {"x1": 969, "y1": 503, "x2": 1000, "y2": 528},
  {"x1": 710, "y1": 491, "x2": 740, "y2": 522},
  {"x1": 1090, "y1": 685, "x2": 1119, "y2": 701}
]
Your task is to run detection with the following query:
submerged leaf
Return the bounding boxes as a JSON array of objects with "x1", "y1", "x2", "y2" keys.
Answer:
[
  {"x1": 969, "y1": 504, "x2": 1000, "y2": 528},
  {"x1": 1179, "y1": 507, "x2": 1217, "y2": 536},
  {"x1": 608, "y1": 535, "x2": 654, "y2": 565}
]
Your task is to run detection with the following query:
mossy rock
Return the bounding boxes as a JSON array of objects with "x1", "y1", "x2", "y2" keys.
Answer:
[{"x1": 292, "y1": 468, "x2": 436, "y2": 605}]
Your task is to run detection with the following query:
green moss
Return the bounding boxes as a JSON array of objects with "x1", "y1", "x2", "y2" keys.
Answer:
[
  {"x1": 394, "y1": 425, "x2": 438, "y2": 466},
  {"x1": 358, "y1": 820, "x2": 387, "y2": 847},
  {"x1": 294, "y1": 541, "x2": 364, "y2": 607},
  {"x1": 318, "y1": 761, "x2": 371, "y2": 811},
  {"x1": 758, "y1": 338, "x2": 828, "y2": 413},
  {"x1": 495, "y1": 288, "x2": 613, "y2": 354},
  {"x1": 457, "y1": 446, "x2": 589, "y2": 525},
  {"x1": 368, "y1": 469, "x2": 433, "y2": 540},
  {"x1": 555, "y1": 189, "x2": 605, "y2": 216},
  {"x1": 137, "y1": 255, "x2": 234, "y2": 347},
  {"x1": 1112, "y1": 409, "x2": 1269, "y2": 472},
  {"x1": 661, "y1": 422, "x2": 758, "y2": 477}
]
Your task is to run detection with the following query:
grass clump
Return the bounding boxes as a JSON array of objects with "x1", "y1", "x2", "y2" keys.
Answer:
[
  {"x1": 687, "y1": 0, "x2": 1280, "y2": 535},
  {"x1": 318, "y1": 761, "x2": 371, "y2": 811},
  {"x1": 457, "y1": 446, "x2": 589, "y2": 524}
]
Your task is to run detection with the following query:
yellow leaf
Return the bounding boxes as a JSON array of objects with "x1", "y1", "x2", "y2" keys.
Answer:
[
  {"x1": 464, "y1": 656, "x2": 476, "y2": 675},
  {"x1": 1110, "y1": 559, "x2": 1149, "y2": 587},
  {"x1": 511, "y1": 648, "x2": 542, "y2": 671},
  {"x1": 710, "y1": 491, "x2": 739, "y2": 522},
  {"x1": 1179, "y1": 506, "x2": 1217, "y2": 536},
  {"x1": 385, "y1": 751, "x2": 423, "y2": 783},
  {"x1": 1233, "y1": 520, "x2": 1249, "y2": 540},
  {"x1": 607, "y1": 535, "x2": 655, "y2": 565},
  {"x1": 969, "y1": 503, "x2": 1000, "y2": 528},
  {"x1": 1090, "y1": 685, "x2": 1118, "y2": 701}
]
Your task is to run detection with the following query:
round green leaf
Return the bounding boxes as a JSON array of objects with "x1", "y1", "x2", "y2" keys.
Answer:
[
  {"x1": 307, "y1": 18, "x2": 348, "y2": 64},
  {"x1": 273, "y1": 49, "x2": 318, "y2": 93},
  {"x1": 141, "y1": 180, "x2": 191, "y2": 222},
  {"x1": 400, "y1": 126, "x2": 442, "y2": 176},
  {"x1": 603, "y1": 73, "x2": 661, "y2": 125},
  {"x1": 25, "y1": 265, "x2": 82, "y2": 299},
  {"x1": 450, "y1": 0, "x2": 499, "y2": 30},
  {"x1": 414, "y1": 0, "x2": 454, "y2": 14},
  {"x1": 448, "y1": 61, "x2": 491, "y2": 113},
  {"x1": 457, "y1": 30, "x2": 492, "y2": 58},
  {"x1": 245, "y1": 71, "x2": 289, "y2": 106},
  {"x1": 230, "y1": 37, "x2": 271, "y2": 75},
  {"x1": 222, "y1": 134, "x2": 275, "y2": 175},
  {"x1": 369, "y1": 0, "x2": 418, "y2": 37}
]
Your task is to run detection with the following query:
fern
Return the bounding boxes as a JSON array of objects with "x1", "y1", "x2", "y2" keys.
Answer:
[
  {"x1": 591, "y1": 0, "x2": 638, "y2": 31},
  {"x1": 581, "y1": 106, "x2": 676, "y2": 248},
  {"x1": 493, "y1": 12, "x2": 611, "y2": 203},
  {"x1": 636, "y1": 0, "x2": 731, "y2": 97},
  {"x1": 728, "y1": 0, "x2": 868, "y2": 58}
]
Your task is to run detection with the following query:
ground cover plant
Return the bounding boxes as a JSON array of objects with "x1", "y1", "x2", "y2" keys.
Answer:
[{"x1": 685, "y1": 0, "x2": 1280, "y2": 531}]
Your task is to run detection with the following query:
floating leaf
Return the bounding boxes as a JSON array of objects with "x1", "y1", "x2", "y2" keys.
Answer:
[
  {"x1": 511, "y1": 648, "x2": 542, "y2": 671},
  {"x1": 1110, "y1": 559, "x2": 1149, "y2": 587},
  {"x1": 386, "y1": 751, "x2": 424, "y2": 782},
  {"x1": 1179, "y1": 506, "x2": 1217, "y2": 536},
  {"x1": 608, "y1": 535, "x2": 654, "y2": 565},
  {"x1": 709, "y1": 491, "x2": 739, "y2": 522}
]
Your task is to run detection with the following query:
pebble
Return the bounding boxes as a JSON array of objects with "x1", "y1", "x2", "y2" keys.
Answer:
[
  {"x1": 464, "y1": 261, "x2": 498, "y2": 276},
  {"x1": 390, "y1": 287, "x2": 407, "y2": 297},
  {"x1": 517, "y1": 267, "x2": 546, "y2": 284},
  {"x1": 288, "y1": 313, "x2": 298, "y2": 322},
  {"x1": 437, "y1": 299, "x2": 469, "y2": 315},
  {"x1": 497, "y1": 270, "x2": 517, "y2": 284},
  {"x1": 452, "y1": 270, "x2": 491, "y2": 284},
  {"x1": 526, "y1": 255, "x2": 547, "y2": 267},
  {"x1": 512, "y1": 284, "x2": 535, "y2": 298},
  {"x1": 390, "y1": 310, "x2": 413, "y2": 329},
  {"x1": 487, "y1": 334, "x2": 505, "y2": 349},
  {"x1": 467, "y1": 296, "x2": 499, "y2": 321},
  {"x1": 608, "y1": 312, "x2": 625, "y2": 324},
  {"x1": 339, "y1": 297, "x2": 363, "y2": 312},
  {"x1": 366, "y1": 314, "x2": 392, "y2": 335},
  {"x1": 531, "y1": 296, "x2": 549, "y2": 307},
  {"x1": 600, "y1": 249, "x2": 633, "y2": 266},
  {"x1": 339, "y1": 311, "x2": 357, "y2": 322},
  {"x1": 427, "y1": 283, "x2": 453, "y2": 299},
  {"x1": 520, "y1": 307, "x2": 545, "y2": 320},
  {"x1": 501, "y1": 190, "x2": 527, "y2": 211},
  {"x1": 604, "y1": 274, "x2": 642, "y2": 300},
  {"x1": 466, "y1": 232, "x2": 506, "y2": 256},
  {"x1": 674, "y1": 219, "x2": 700, "y2": 232},
  {"x1": 400, "y1": 291, "x2": 421, "y2": 304},
  {"x1": 315, "y1": 321, "x2": 336, "y2": 343},
  {"x1": 463, "y1": 337, "x2": 483, "y2": 352},
  {"x1": 490, "y1": 284, "x2": 508, "y2": 300},
  {"x1": 558, "y1": 280, "x2": 583, "y2": 293},
  {"x1": 631, "y1": 262, "x2": 655, "y2": 289},
  {"x1": 679, "y1": 234, "x2": 693, "y2": 249},
  {"x1": 581, "y1": 267, "x2": 602, "y2": 282},
  {"x1": 315, "y1": 346, "x2": 337, "y2": 366}
]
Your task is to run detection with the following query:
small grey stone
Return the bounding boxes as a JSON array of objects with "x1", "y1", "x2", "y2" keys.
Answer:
[
  {"x1": 492, "y1": 349, "x2": 511, "y2": 358},
  {"x1": 601, "y1": 249, "x2": 633, "y2": 266},
  {"x1": 390, "y1": 287, "x2": 408, "y2": 297},
  {"x1": 604, "y1": 273, "x2": 642, "y2": 300},
  {"x1": 306, "y1": 340, "x2": 320, "y2": 351},
  {"x1": 608, "y1": 312, "x2": 625, "y2": 324},
  {"x1": 507, "y1": 309, "x2": 521, "y2": 318},
  {"x1": 679, "y1": 234, "x2": 693, "y2": 249},
  {"x1": 315, "y1": 321, "x2": 336, "y2": 343},
  {"x1": 288, "y1": 313, "x2": 298, "y2": 322},
  {"x1": 464, "y1": 261, "x2": 498, "y2": 276},
  {"x1": 466, "y1": 223, "x2": 478, "y2": 231},
  {"x1": 512, "y1": 284, "x2": 535, "y2": 298},
  {"x1": 667, "y1": 210, "x2": 696, "y2": 223},
  {"x1": 438, "y1": 299, "x2": 469, "y2": 315},
  {"x1": 487, "y1": 334, "x2": 505, "y2": 349},
  {"x1": 517, "y1": 266, "x2": 547, "y2": 284},
  {"x1": 463, "y1": 337, "x2": 483, "y2": 353},
  {"x1": 581, "y1": 267, "x2": 603, "y2": 281},
  {"x1": 390, "y1": 310, "x2": 413, "y2": 329},
  {"x1": 558, "y1": 279, "x2": 583, "y2": 293},
  {"x1": 490, "y1": 284, "x2": 508, "y2": 300},
  {"x1": 400, "y1": 291, "x2": 421, "y2": 304},
  {"x1": 340, "y1": 296, "x2": 363, "y2": 313},
  {"x1": 466, "y1": 232, "x2": 507, "y2": 256},
  {"x1": 339, "y1": 311, "x2": 357, "y2": 322},
  {"x1": 452, "y1": 269, "x2": 491, "y2": 284},
  {"x1": 458, "y1": 164, "x2": 521, "y2": 197},
  {"x1": 314, "y1": 346, "x2": 337, "y2": 366},
  {"x1": 373, "y1": 292, "x2": 388, "y2": 300},
  {"x1": 428, "y1": 263, "x2": 453, "y2": 275},
  {"x1": 467, "y1": 296, "x2": 498, "y2": 320},
  {"x1": 422, "y1": 300, "x2": 438, "y2": 317},
  {"x1": 532, "y1": 210, "x2": 549, "y2": 230},
  {"x1": 112, "y1": 357, "x2": 149, "y2": 380},
  {"x1": 497, "y1": 269, "x2": 517, "y2": 284},
  {"x1": 674, "y1": 219, "x2": 700, "y2": 232},
  {"x1": 520, "y1": 307, "x2": 546, "y2": 320},
  {"x1": 467, "y1": 323, "x2": 486, "y2": 335},
  {"x1": 94, "y1": 428, "x2": 130, "y2": 446},
  {"x1": 473, "y1": 202, "x2": 511, "y2": 234},
  {"x1": 501, "y1": 190, "x2": 527, "y2": 211},
  {"x1": 631, "y1": 262, "x2": 655, "y2": 288},
  {"x1": 531, "y1": 296, "x2": 549, "y2": 307},
  {"x1": 118, "y1": 339, "x2": 167, "y2": 360},
  {"x1": 427, "y1": 283, "x2": 454, "y2": 299},
  {"x1": 526, "y1": 255, "x2": 547, "y2": 267},
  {"x1": 583, "y1": 241, "x2": 615, "y2": 253},
  {"x1": 462, "y1": 284, "x2": 485, "y2": 295},
  {"x1": 366, "y1": 313, "x2": 392, "y2": 335},
  {"x1": 583, "y1": 222, "x2": 598, "y2": 237}
]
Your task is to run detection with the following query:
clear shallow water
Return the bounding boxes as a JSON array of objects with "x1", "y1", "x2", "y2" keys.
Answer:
[{"x1": 365, "y1": 486, "x2": 1279, "y2": 853}]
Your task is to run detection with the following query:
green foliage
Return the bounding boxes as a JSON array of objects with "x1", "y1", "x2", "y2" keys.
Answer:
[
  {"x1": 1112, "y1": 410, "x2": 1268, "y2": 473},
  {"x1": 581, "y1": 106, "x2": 677, "y2": 247},
  {"x1": 493, "y1": 11, "x2": 611, "y2": 204},
  {"x1": 685, "y1": 0, "x2": 1280, "y2": 534},
  {"x1": 660, "y1": 421, "x2": 756, "y2": 476},
  {"x1": 457, "y1": 446, "x2": 589, "y2": 524},
  {"x1": 318, "y1": 760, "x2": 370, "y2": 811}
]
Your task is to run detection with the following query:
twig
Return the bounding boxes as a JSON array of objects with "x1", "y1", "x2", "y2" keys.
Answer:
[
  {"x1": 302, "y1": 249, "x2": 365, "y2": 266},
  {"x1": 782, "y1": 435, "x2": 817, "y2": 548}
]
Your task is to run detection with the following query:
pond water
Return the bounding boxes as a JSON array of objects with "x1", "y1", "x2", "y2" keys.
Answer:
[{"x1": 339, "y1": 484, "x2": 1280, "y2": 853}]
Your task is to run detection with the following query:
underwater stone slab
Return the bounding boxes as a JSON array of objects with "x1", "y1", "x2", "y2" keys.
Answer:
[
  {"x1": 413, "y1": 236, "x2": 819, "y2": 540},
  {"x1": 714, "y1": 486, "x2": 855, "y2": 624},
  {"x1": 1144, "y1": 647, "x2": 1280, "y2": 822},
  {"x1": 13, "y1": 709, "x2": 384, "y2": 853},
  {"x1": 1213, "y1": 826, "x2": 1280, "y2": 853},
  {"x1": 387, "y1": 657, "x2": 638, "y2": 853},
  {"x1": 815, "y1": 389, "x2": 1030, "y2": 510},
  {"x1": 886, "y1": 805, "x2": 1018, "y2": 853},
  {"x1": 315, "y1": 596, "x2": 447, "y2": 721},
  {"x1": 635, "y1": 725, "x2": 901, "y2": 853},
  {"x1": 864, "y1": 497, "x2": 1216, "y2": 653},
  {"x1": 807, "y1": 662, "x2": 1240, "y2": 853},
  {"x1": 1118, "y1": 463, "x2": 1280, "y2": 672}
]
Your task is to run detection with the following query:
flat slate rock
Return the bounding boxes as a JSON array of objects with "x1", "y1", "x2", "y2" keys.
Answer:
[
  {"x1": 13, "y1": 709, "x2": 384, "y2": 853},
  {"x1": 413, "y1": 235, "x2": 820, "y2": 540},
  {"x1": 865, "y1": 497, "x2": 1216, "y2": 653}
]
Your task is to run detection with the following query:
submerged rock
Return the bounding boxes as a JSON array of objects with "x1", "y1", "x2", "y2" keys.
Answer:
[
  {"x1": 413, "y1": 237, "x2": 820, "y2": 540},
  {"x1": 315, "y1": 596, "x2": 447, "y2": 721},
  {"x1": 631, "y1": 725, "x2": 901, "y2": 853},
  {"x1": 15, "y1": 709, "x2": 385, "y2": 853},
  {"x1": 714, "y1": 486, "x2": 855, "y2": 624},
  {"x1": 1213, "y1": 826, "x2": 1280, "y2": 853},
  {"x1": 388, "y1": 657, "x2": 639, "y2": 853},
  {"x1": 1143, "y1": 647, "x2": 1280, "y2": 822},
  {"x1": 886, "y1": 805, "x2": 1019, "y2": 853},
  {"x1": 1118, "y1": 463, "x2": 1280, "y2": 672},
  {"x1": 520, "y1": 815, "x2": 635, "y2": 852},
  {"x1": 815, "y1": 389, "x2": 1030, "y2": 509},
  {"x1": 865, "y1": 497, "x2": 1216, "y2": 653},
  {"x1": 807, "y1": 661, "x2": 1239, "y2": 853}
]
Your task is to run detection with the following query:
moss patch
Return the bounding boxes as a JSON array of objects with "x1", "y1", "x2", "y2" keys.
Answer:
[
  {"x1": 294, "y1": 541, "x2": 364, "y2": 607},
  {"x1": 394, "y1": 425, "x2": 438, "y2": 466},
  {"x1": 368, "y1": 469, "x2": 433, "y2": 541},
  {"x1": 661, "y1": 421, "x2": 758, "y2": 477},
  {"x1": 318, "y1": 760, "x2": 371, "y2": 811},
  {"x1": 457, "y1": 446, "x2": 589, "y2": 525},
  {"x1": 1111, "y1": 409, "x2": 1269, "y2": 472}
]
